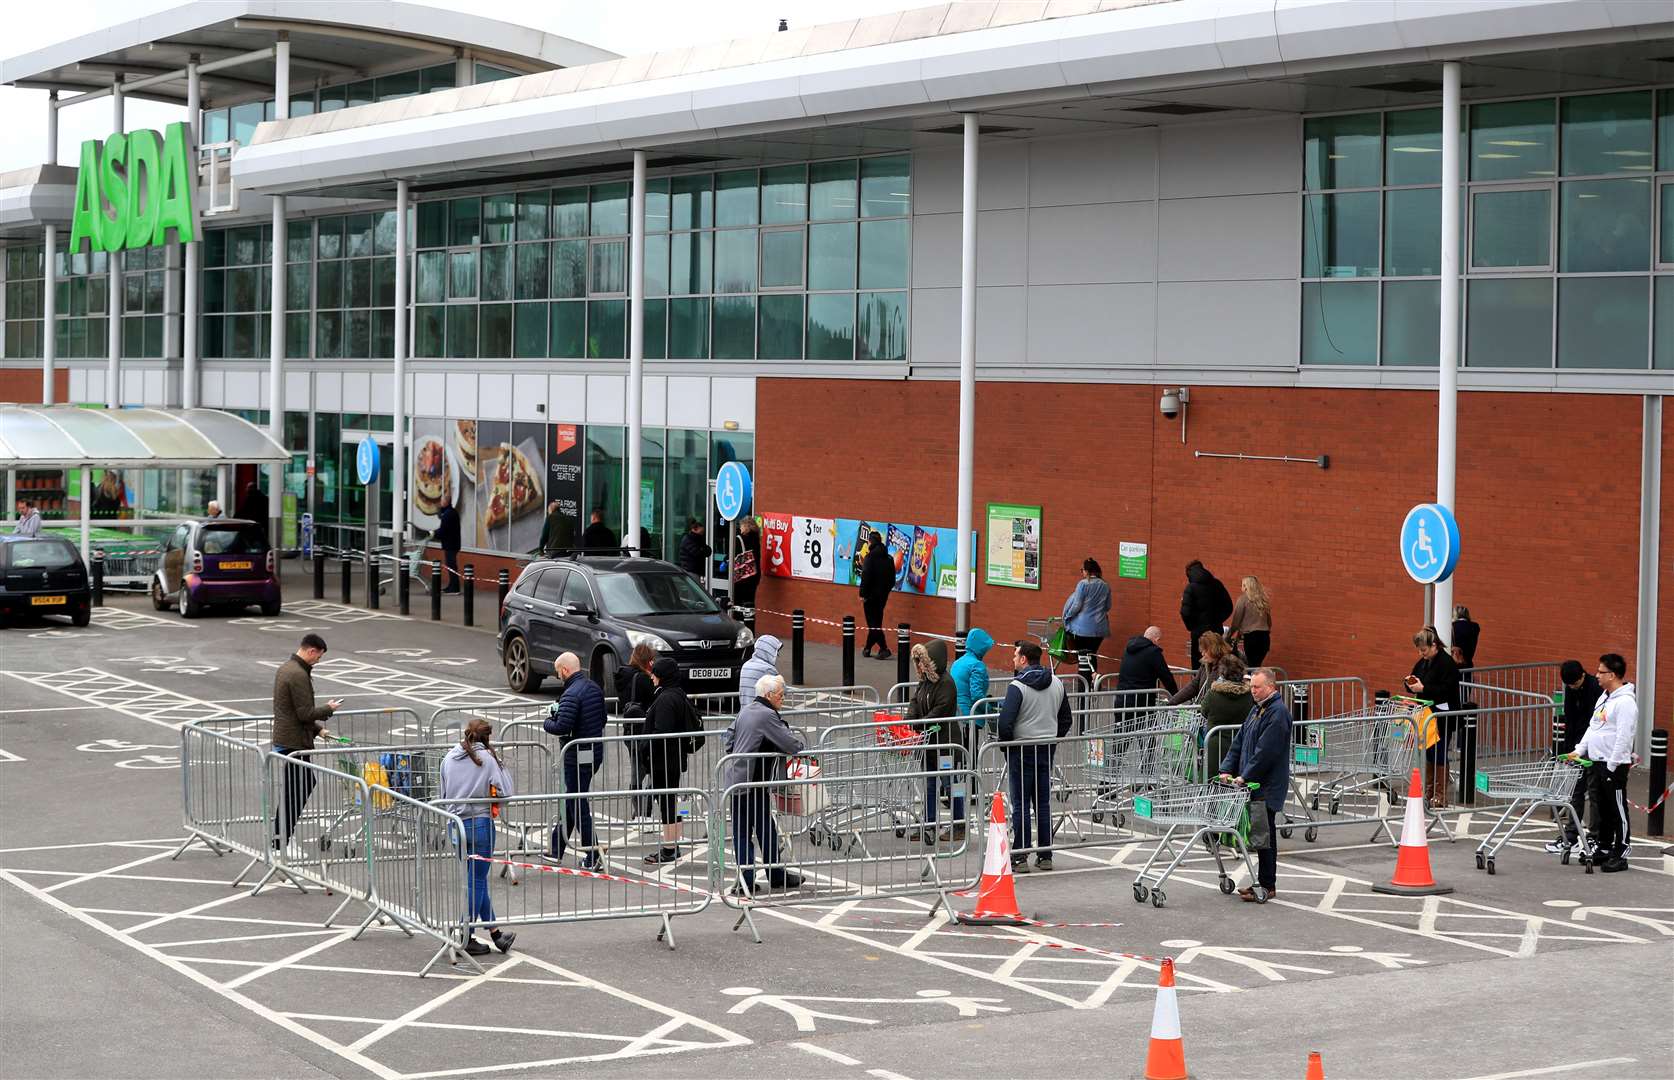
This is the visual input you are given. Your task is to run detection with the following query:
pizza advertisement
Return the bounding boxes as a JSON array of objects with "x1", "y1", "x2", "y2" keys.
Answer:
[{"x1": 472, "y1": 421, "x2": 509, "y2": 548}]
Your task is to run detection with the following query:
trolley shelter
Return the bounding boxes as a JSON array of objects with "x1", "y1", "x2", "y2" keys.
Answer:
[{"x1": 0, "y1": 404, "x2": 290, "y2": 573}]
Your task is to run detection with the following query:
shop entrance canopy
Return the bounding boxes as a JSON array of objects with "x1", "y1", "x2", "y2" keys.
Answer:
[{"x1": 0, "y1": 405, "x2": 288, "y2": 469}]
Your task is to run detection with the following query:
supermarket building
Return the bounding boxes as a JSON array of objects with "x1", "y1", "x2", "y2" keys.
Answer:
[{"x1": 1, "y1": 0, "x2": 1670, "y2": 738}]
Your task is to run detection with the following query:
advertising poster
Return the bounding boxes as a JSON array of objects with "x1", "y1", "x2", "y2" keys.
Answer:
[
  {"x1": 834, "y1": 519, "x2": 880, "y2": 586},
  {"x1": 471, "y1": 421, "x2": 508, "y2": 549},
  {"x1": 886, "y1": 523, "x2": 913, "y2": 589},
  {"x1": 985, "y1": 502, "x2": 1042, "y2": 590},
  {"x1": 1118, "y1": 541, "x2": 1148, "y2": 580},
  {"x1": 448, "y1": 418, "x2": 479, "y2": 543},
  {"x1": 409, "y1": 417, "x2": 452, "y2": 533},
  {"x1": 544, "y1": 423, "x2": 584, "y2": 553},
  {"x1": 760, "y1": 511, "x2": 793, "y2": 578},
  {"x1": 503, "y1": 422, "x2": 548, "y2": 555},
  {"x1": 790, "y1": 515, "x2": 837, "y2": 582}
]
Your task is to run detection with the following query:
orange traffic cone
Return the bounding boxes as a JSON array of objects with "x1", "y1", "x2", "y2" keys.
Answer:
[
  {"x1": 1371, "y1": 768, "x2": 1453, "y2": 896},
  {"x1": 1143, "y1": 958, "x2": 1188, "y2": 1080},
  {"x1": 955, "y1": 790, "x2": 1025, "y2": 926},
  {"x1": 1304, "y1": 1050, "x2": 1325, "y2": 1080}
]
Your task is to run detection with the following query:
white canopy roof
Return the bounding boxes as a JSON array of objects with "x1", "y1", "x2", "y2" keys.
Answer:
[{"x1": 0, "y1": 405, "x2": 289, "y2": 468}]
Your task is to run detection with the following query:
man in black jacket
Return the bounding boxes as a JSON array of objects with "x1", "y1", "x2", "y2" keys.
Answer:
[
  {"x1": 543, "y1": 652, "x2": 607, "y2": 869},
  {"x1": 858, "y1": 531, "x2": 897, "y2": 660},
  {"x1": 676, "y1": 519, "x2": 711, "y2": 578},
  {"x1": 1116, "y1": 627, "x2": 1179, "y2": 696},
  {"x1": 435, "y1": 493, "x2": 462, "y2": 593},
  {"x1": 1180, "y1": 560, "x2": 1233, "y2": 670},
  {"x1": 1546, "y1": 659, "x2": 1602, "y2": 855},
  {"x1": 579, "y1": 508, "x2": 617, "y2": 552}
]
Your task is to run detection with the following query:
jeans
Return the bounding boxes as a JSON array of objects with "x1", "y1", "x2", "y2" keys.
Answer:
[
  {"x1": 863, "y1": 598, "x2": 888, "y2": 654},
  {"x1": 923, "y1": 741, "x2": 965, "y2": 825},
  {"x1": 552, "y1": 757, "x2": 597, "y2": 862},
  {"x1": 462, "y1": 816, "x2": 496, "y2": 927},
  {"x1": 1007, "y1": 745, "x2": 1052, "y2": 856},
  {"x1": 1256, "y1": 805, "x2": 1279, "y2": 890},
  {"x1": 1240, "y1": 631, "x2": 1270, "y2": 667},
  {"x1": 272, "y1": 748, "x2": 316, "y2": 848},
  {"x1": 731, "y1": 788, "x2": 785, "y2": 888}
]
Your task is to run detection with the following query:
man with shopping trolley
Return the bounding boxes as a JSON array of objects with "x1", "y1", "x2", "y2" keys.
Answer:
[
  {"x1": 1217, "y1": 667, "x2": 1292, "y2": 902},
  {"x1": 1563, "y1": 654, "x2": 1638, "y2": 874}
]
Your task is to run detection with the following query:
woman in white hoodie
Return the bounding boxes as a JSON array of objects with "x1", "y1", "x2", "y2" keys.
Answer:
[{"x1": 439, "y1": 719, "x2": 517, "y2": 956}]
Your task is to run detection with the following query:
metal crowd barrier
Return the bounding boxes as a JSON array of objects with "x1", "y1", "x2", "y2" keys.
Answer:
[
  {"x1": 259, "y1": 752, "x2": 379, "y2": 918},
  {"x1": 1464, "y1": 661, "x2": 1562, "y2": 701},
  {"x1": 361, "y1": 786, "x2": 481, "y2": 977},
  {"x1": 174, "y1": 721, "x2": 272, "y2": 881}
]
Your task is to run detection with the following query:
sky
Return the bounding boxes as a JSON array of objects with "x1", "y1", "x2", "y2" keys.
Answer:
[{"x1": 0, "y1": 0, "x2": 910, "y2": 171}]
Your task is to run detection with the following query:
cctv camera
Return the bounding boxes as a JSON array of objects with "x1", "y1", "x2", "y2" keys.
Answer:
[{"x1": 1159, "y1": 388, "x2": 1187, "y2": 419}]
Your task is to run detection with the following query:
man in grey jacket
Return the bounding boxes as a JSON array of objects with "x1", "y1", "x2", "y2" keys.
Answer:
[
  {"x1": 996, "y1": 641, "x2": 1070, "y2": 872},
  {"x1": 723, "y1": 674, "x2": 805, "y2": 894},
  {"x1": 737, "y1": 635, "x2": 782, "y2": 708}
]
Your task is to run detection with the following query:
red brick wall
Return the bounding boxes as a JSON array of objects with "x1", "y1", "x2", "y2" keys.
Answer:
[
  {"x1": 0, "y1": 367, "x2": 66, "y2": 405},
  {"x1": 753, "y1": 379, "x2": 1661, "y2": 696}
]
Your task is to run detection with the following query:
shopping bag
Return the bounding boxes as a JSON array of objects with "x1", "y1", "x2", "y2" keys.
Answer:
[
  {"x1": 733, "y1": 548, "x2": 759, "y2": 582},
  {"x1": 1047, "y1": 625, "x2": 1070, "y2": 662},
  {"x1": 775, "y1": 756, "x2": 823, "y2": 815}
]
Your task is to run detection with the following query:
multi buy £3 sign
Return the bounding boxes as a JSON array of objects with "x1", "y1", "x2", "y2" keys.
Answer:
[{"x1": 67, "y1": 122, "x2": 197, "y2": 254}]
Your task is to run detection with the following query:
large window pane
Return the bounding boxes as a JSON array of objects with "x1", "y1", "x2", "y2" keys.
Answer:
[
  {"x1": 549, "y1": 301, "x2": 585, "y2": 357},
  {"x1": 1560, "y1": 91, "x2": 1652, "y2": 177},
  {"x1": 416, "y1": 305, "x2": 444, "y2": 357},
  {"x1": 482, "y1": 194, "x2": 515, "y2": 244},
  {"x1": 1655, "y1": 277, "x2": 1674, "y2": 369},
  {"x1": 516, "y1": 190, "x2": 549, "y2": 242},
  {"x1": 1467, "y1": 278, "x2": 1552, "y2": 367},
  {"x1": 645, "y1": 234, "x2": 669, "y2": 298},
  {"x1": 591, "y1": 182, "x2": 628, "y2": 235},
  {"x1": 1471, "y1": 188, "x2": 1551, "y2": 269},
  {"x1": 810, "y1": 159, "x2": 859, "y2": 220},
  {"x1": 712, "y1": 296, "x2": 755, "y2": 359},
  {"x1": 315, "y1": 217, "x2": 343, "y2": 260},
  {"x1": 807, "y1": 293, "x2": 855, "y2": 361},
  {"x1": 553, "y1": 187, "x2": 588, "y2": 238},
  {"x1": 551, "y1": 240, "x2": 587, "y2": 298},
  {"x1": 758, "y1": 294, "x2": 803, "y2": 359},
  {"x1": 670, "y1": 232, "x2": 711, "y2": 295},
  {"x1": 760, "y1": 228, "x2": 804, "y2": 289},
  {"x1": 316, "y1": 311, "x2": 343, "y2": 359},
  {"x1": 373, "y1": 258, "x2": 395, "y2": 307},
  {"x1": 1381, "y1": 281, "x2": 1440, "y2": 366},
  {"x1": 1559, "y1": 179, "x2": 1651, "y2": 272},
  {"x1": 446, "y1": 305, "x2": 477, "y2": 358},
  {"x1": 345, "y1": 309, "x2": 370, "y2": 357},
  {"x1": 479, "y1": 303, "x2": 512, "y2": 357},
  {"x1": 515, "y1": 243, "x2": 549, "y2": 300},
  {"x1": 1471, "y1": 99, "x2": 1555, "y2": 182},
  {"x1": 450, "y1": 198, "x2": 481, "y2": 246},
  {"x1": 669, "y1": 298, "x2": 709, "y2": 358},
  {"x1": 1558, "y1": 277, "x2": 1648, "y2": 368},
  {"x1": 417, "y1": 201, "x2": 448, "y2": 248},
  {"x1": 590, "y1": 240, "x2": 626, "y2": 295},
  {"x1": 1661, "y1": 182, "x2": 1674, "y2": 265},
  {"x1": 588, "y1": 299, "x2": 625, "y2": 358},
  {"x1": 416, "y1": 251, "x2": 446, "y2": 303},
  {"x1": 644, "y1": 298, "x2": 667, "y2": 360},
  {"x1": 645, "y1": 178, "x2": 670, "y2": 232},
  {"x1": 809, "y1": 222, "x2": 857, "y2": 290},
  {"x1": 480, "y1": 245, "x2": 512, "y2": 302},
  {"x1": 1302, "y1": 193, "x2": 1379, "y2": 278},
  {"x1": 1384, "y1": 187, "x2": 1441, "y2": 276},
  {"x1": 856, "y1": 292, "x2": 907, "y2": 362},
  {"x1": 449, "y1": 250, "x2": 477, "y2": 299},
  {"x1": 859, "y1": 219, "x2": 909, "y2": 289},
  {"x1": 345, "y1": 214, "x2": 373, "y2": 259},
  {"x1": 1300, "y1": 282, "x2": 1376, "y2": 365},
  {"x1": 1385, "y1": 108, "x2": 1442, "y2": 187},
  {"x1": 345, "y1": 259, "x2": 371, "y2": 308},
  {"x1": 715, "y1": 229, "x2": 756, "y2": 293},
  {"x1": 860, "y1": 155, "x2": 910, "y2": 217},
  {"x1": 373, "y1": 210, "x2": 398, "y2": 256},
  {"x1": 585, "y1": 426, "x2": 625, "y2": 540},
  {"x1": 1304, "y1": 113, "x2": 1380, "y2": 190},
  {"x1": 715, "y1": 170, "x2": 758, "y2": 227},
  {"x1": 670, "y1": 175, "x2": 712, "y2": 230},
  {"x1": 761, "y1": 164, "x2": 808, "y2": 224}
]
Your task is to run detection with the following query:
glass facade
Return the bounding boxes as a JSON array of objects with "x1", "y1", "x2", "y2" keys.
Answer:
[
  {"x1": 3, "y1": 245, "x2": 44, "y2": 359},
  {"x1": 1303, "y1": 86, "x2": 1673, "y2": 369},
  {"x1": 200, "y1": 63, "x2": 459, "y2": 148}
]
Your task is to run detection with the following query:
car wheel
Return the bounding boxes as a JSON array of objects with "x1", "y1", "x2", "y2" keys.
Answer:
[
  {"x1": 260, "y1": 597, "x2": 282, "y2": 617},
  {"x1": 150, "y1": 579, "x2": 170, "y2": 611},
  {"x1": 591, "y1": 650, "x2": 617, "y2": 697},
  {"x1": 179, "y1": 586, "x2": 200, "y2": 619},
  {"x1": 504, "y1": 634, "x2": 541, "y2": 693},
  {"x1": 71, "y1": 607, "x2": 91, "y2": 628}
]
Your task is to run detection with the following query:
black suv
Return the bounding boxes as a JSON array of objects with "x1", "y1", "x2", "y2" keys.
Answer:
[
  {"x1": 498, "y1": 555, "x2": 753, "y2": 696},
  {"x1": 0, "y1": 534, "x2": 92, "y2": 627}
]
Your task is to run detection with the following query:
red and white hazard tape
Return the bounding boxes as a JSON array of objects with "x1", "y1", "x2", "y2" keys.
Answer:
[
  {"x1": 1628, "y1": 780, "x2": 1674, "y2": 816},
  {"x1": 469, "y1": 854, "x2": 708, "y2": 896}
]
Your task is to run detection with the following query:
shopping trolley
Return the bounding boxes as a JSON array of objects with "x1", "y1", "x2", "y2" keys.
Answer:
[
  {"x1": 1129, "y1": 780, "x2": 1261, "y2": 907},
  {"x1": 1025, "y1": 617, "x2": 1074, "y2": 673},
  {"x1": 1471, "y1": 755, "x2": 1588, "y2": 875},
  {"x1": 1283, "y1": 697, "x2": 1427, "y2": 843},
  {"x1": 1085, "y1": 720, "x2": 1201, "y2": 829},
  {"x1": 776, "y1": 729, "x2": 933, "y2": 857}
]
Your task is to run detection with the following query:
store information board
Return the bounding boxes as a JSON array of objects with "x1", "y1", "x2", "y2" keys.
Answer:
[{"x1": 985, "y1": 502, "x2": 1042, "y2": 590}]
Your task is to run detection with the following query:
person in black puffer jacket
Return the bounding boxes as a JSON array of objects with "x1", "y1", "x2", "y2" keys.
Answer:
[
  {"x1": 1116, "y1": 627, "x2": 1179, "y2": 697},
  {"x1": 641, "y1": 657, "x2": 703, "y2": 864},
  {"x1": 1180, "y1": 560, "x2": 1233, "y2": 670},
  {"x1": 1404, "y1": 627, "x2": 1462, "y2": 808}
]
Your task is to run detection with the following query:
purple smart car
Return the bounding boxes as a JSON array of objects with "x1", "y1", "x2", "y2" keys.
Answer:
[{"x1": 151, "y1": 518, "x2": 281, "y2": 618}]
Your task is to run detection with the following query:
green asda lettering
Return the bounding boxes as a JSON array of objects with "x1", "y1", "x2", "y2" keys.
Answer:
[{"x1": 68, "y1": 122, "x2": 196, "y2": 254}]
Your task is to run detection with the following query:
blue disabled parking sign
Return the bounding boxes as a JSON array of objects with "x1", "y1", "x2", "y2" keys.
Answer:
[
  {"x1": 356, "y1": 435, "x2": 381, "y2": 486},
  {"x1": 1400, "y1": 502, "x2": 1459, "y2": 584},
  {"x1": 715, "y1": 462, "x2": 751, "y2": 523}
]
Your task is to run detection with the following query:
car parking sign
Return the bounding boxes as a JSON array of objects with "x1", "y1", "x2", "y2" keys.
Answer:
[{"x1": 715, "y1": 462, "x2": 751, "y2": 523}]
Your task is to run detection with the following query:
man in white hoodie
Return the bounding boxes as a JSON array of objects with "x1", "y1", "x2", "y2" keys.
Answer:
[{"x1": 1566, "y1": 653, "x2": 1638, "y2": 873}]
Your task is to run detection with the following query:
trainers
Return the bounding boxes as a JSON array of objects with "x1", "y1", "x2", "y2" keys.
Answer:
[
  {"x1": 462, "y1": 937, "x2": 491, "y2": 956},
  {"x1": 580, "y1": 857, "x2": 603, "y2": 873},
  {"x1": 775, "y1": 870, "x2": 806, "y2": 890},
  {"x1": 1599, "y1": 857, "x2": 1630, "y2": 873},
  {"x1": 1543, "y1": 840, "x2": 1573, "y2": 855},
  {"x1": 1011, "y1": 857, "x2": 1031, "y2": 875},
  {"x1": 1034, "y1": 856, "x2": 1054, "y2": 872},
  {"x1": 642, "y1": 847, "x2": 680, "y2": 865},
  {"x1": 491, "y1": 930, "x2": 517, "y2": 954}
]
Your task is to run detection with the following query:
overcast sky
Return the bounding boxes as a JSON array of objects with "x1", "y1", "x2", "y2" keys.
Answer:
[{"x1": 1, "y1": 0, "x2": 908, "y2": 171}]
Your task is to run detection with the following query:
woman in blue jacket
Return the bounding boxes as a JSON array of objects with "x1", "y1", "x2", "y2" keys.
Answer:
[{"x1": 1061, "y1": 558, "x2": 1112, "y2": 672}]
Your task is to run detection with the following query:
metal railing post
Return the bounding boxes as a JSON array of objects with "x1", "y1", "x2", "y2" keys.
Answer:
[
  {"x1": 841, "y1": 615, "x2": 856, "y2": 687},
  {"x1": 430, "y1": 563, "x2": 442, "y2": 621},
  {"x1": 1460, "y1": 713, "x2": 1477, "y2": 806},
  {"x1": 462, "y1": 565, "x2": 475, "y2": 627},
  {"x1": 366, "y1": 552, "x2": 379, "y2": 609},
  {"x1": 496, "y1": 568, "x2": 510, "y2": 618},
  {"x1": 340, "y1": 555, "x2": 351, "y2": 604},
  {"x1": 791, "y1": 609, "x2": 806, "y2": 685},
  {"x1": 896, "y1": 624, "x2": 911, "y2": 686},
  {"x1": 398, "y1": 554, "x2": 410, "y2": 616},
  {"x1": 90, "y1": 549, "x2": 105, "y2": 607},
  {"x1": 313, "y1": 551, "x2": 325, "y2": 599},
  {"x1": 1649, "y1": 729, "x2": 1668, "y2": 838}
]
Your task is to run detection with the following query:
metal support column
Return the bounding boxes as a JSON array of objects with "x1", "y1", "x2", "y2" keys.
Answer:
[
  {"x1": 1432, "y1": 61, "x2": 1462, "y2": 640},
  {"x1": 43, "y1": 91, "x2": 58, "y2": 404},
  {"x1": 268, "y1": 35, "x2": 290, "y2": 550},
  {"x1": 393, "y1": 179, "x2": 409, "y2": 560},
  {"x1": 954, "y1": 113, "x2": 979, "y2": 633},
  {"x1": 627, "y1": 150, "x2": 646, "y2": 551},
  {"x1": 1635, "y1": 395, "x2": 1662, "y2": 759},
  {"x1": 106, "y1": 77, "x2": 124, "y2": 409},
  {"x1": 182, "y1": 56, "x2": 200, "y2": 410},
  {"x1": 79, "y1": 466, "x2": 91, "y2": 563}
]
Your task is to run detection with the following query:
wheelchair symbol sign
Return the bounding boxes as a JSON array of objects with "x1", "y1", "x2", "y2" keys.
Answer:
[
  {"x1": 715, "y1": 462, "x2": 751, "y2": 523},
  {"x1": 1400, "y1": 503, "x2": 1459, "y2": 584}
]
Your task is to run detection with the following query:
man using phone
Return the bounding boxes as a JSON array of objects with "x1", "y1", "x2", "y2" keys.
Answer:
[{"x1": 272, "y1": 633, "x2": 343, "y2": 850}]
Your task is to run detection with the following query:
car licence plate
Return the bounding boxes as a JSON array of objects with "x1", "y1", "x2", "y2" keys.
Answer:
[
  {"x1": 689, "y1": 667, "x2": 731, "y2": 680},
  {"x1": 31, "y1": 595, "x2": 66, "y2": 606},
  {"x1": 220, "y1": 560, "x2": 253, "y2": 570}
]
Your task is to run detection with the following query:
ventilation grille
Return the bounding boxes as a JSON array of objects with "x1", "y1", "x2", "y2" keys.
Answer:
[
  {"x1": 1120, "y1": 103, "x2": 1232, "y2": 116},
  {"x1": 924, "y1": 123, "x2": 1024, "y2": 135}
]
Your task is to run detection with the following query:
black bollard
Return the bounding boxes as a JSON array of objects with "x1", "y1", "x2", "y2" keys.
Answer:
[
  {"x1": 398, "y1": 554, "x2": 410, "y2": 616},
  {"x1": 430, "y1": 563, "x2": 442, "y2": 621},
  {"x1": 841, "y1": 615, "x2": 856, "y2": 688},
  {"x1": 1649, "y1": 730, "x2": 1668, "y2": 838},
  {"x1": 791, "y1": 609, "x2": 806, "y2": 686},
  {"x1": 954, "y1": 629, "x2": 967, "y2": 659},
  {"x1": 340, "y1": 555, "x2": 352, "y2": 605},
  {"x1": 90, "y1": 549, "x2": 105, "y2": 607},
  {"x1": 366, "y1": 553, "x2": 379, "y2": 609},
  {"x1": 1460, "y1": 714, "x2": 1478, "y2": 806},
  {"x1": 743, "y1": 608, "x2": 755, "y2": 633},
  {"x1": 462, "y1": 565, "x2": 475, "y2": 627},
  {"x1": 313, "y1": 552, "x2": 325, "y2": 600},
  {"x1": 896, "y1": 624, "x2": 911, "y2": 687},
  {"x1": 496, "y1": 568, "x2": 510, "y2": 625}
]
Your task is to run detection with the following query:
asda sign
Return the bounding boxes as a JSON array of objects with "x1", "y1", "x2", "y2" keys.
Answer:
[{"x1": 68, "y1": 122, "x2": 196, "y2": 254}]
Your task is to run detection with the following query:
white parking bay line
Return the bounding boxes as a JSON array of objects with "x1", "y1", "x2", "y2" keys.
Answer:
[
  {"x1": 2, "y1": 668, "x2": 244, "y2": 731},
  {"x1": 1458, "y1": 1057, "x2": 1638, "y2": 1080}
]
